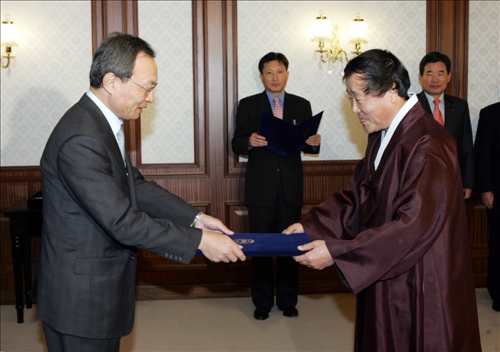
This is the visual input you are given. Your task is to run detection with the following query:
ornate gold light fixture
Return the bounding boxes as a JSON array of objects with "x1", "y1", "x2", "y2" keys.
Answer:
[
  {"x1": 311, "y1": 11, "x2": 368, "y2": 75},
  {"x1": 1, "y1": 14, "x2": 19, "y2": 73}
]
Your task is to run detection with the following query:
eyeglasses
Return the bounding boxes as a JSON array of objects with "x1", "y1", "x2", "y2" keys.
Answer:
[{"x1": 127, "y1": 78, "x2": 157, "y2": 96}]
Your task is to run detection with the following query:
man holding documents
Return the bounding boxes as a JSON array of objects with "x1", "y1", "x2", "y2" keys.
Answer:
[
  {"x1": 284, "y1": 49, "x2": 481, "y2": 351},
  {"x1": 232, "y1": 52, "x2": 321, "y2": 320}
]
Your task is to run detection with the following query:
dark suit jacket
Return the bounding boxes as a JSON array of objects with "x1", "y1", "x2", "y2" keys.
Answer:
[
  {"x1": 232, "y1": 91, "x2": 318, "y2": 208},
  {"x1": 33, "y1": 94, "x2": 202, "y2": 339},
  {"x1": 417, "y1": 92, "x2": 475, "y2": 189},
  {"x1": 474, "y1": 102, "x2": 500, "y2": 196}
]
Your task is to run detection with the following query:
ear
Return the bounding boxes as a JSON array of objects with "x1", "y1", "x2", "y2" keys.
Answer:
[
  {"x1": 446, "y1": 71, "x2": 452, "y2": 84},
  {"x1": 389, "y1": 83, "x2": 398, "y2": 102},
  {"x1": 102, "y1": 72, "x2": 116, "y2": 93}
]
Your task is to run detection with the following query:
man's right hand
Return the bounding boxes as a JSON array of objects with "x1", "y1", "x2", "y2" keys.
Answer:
[
  {"x1": 198, "y1": 231, "x2": 246, "y2": 263},
  {"x1": 481, "y1": 191, "x2": 494, "y2": 209},
  {"x1": 249, "y1": 133, "x2": 267, "y2": 147}
]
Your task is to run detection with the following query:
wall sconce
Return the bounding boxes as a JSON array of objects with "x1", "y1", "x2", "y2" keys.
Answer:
[
  {"x1": 311, "y1": 11, "x2": 368, "y2": 75},
  {"x1": 349, "y1": 13, "x2": 368, "y2": 57},
  {"x1": 311, "y1": 11, "x2": 348, "y2": 74},
  {"x1": 1, "y1": 14, "x2": 19, "y2": 72}
]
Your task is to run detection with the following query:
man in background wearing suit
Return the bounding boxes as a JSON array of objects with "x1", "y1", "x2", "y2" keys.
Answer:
[
  {"x1": 417, "y1": 51, "x2": 475, "y2": 199},
  {"x1": 232, "y1": 52, "x2": 321, "y2": 320},
  {"x1": 475, "y1": 101, "x2": 500, "y2": 312},
  {"x1": 33, "y1": 33, "x2": 245, "y2": 352}
]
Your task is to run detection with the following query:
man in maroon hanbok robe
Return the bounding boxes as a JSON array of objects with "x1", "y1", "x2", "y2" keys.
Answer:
[{"x1": 285, "y1": 49, "x2": 481, "y2": 351}]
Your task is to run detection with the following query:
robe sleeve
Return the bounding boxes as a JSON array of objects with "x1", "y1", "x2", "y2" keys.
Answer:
[{"x1": 301, "y1": 135, "x2": 461, "y2": 294}]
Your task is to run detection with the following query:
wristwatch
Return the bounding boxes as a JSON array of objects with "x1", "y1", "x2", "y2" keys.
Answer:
[{"x1": 190, "y1": 211, "x2": 203, "y2": 227}]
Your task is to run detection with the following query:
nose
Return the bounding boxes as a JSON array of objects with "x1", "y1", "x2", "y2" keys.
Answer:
[
  {"x1": 146, "y1": 89, "x2": 155, "y2": 103},
  {"x1": 350, "y1": 100, "x2": 360, "y2": 114}
]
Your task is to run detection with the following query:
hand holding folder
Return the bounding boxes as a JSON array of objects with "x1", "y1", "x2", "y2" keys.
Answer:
[
  {"x1": 196, "y1": 233, "x2": 310, "y2": 257},
  {"x1": 257, "y1": 111, "x2": 323, "y2": 157}
]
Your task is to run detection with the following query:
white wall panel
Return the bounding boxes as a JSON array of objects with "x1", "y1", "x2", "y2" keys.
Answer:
[
  {"x1": 468, "y1": 1, "x2": 500, "y2": 140},
  {"x1": 1, "y1": 1, "x2": 92, "y2": 166},
  {"x1": 138, "y1": 1, "x2": 194, "y2": 164},
  {"x1": 238, "y1": 1, "x2": 426, "y2": 160}
]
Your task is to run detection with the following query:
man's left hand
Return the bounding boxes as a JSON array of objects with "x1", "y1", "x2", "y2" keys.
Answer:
[
  {"x1": 293, "y1": 240, "x2": 334, "y2": 270},
  {"x1": 306, "y1": 134, "x2": 321, "y2": 147},
  {"x1": 195, "y1": 214, "x2": 234, "y2": 235}
]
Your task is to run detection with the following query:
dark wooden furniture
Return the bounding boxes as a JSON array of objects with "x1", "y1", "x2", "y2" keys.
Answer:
[{"x1": 4, "y1": 201, "x2": 42, "y2": 323}]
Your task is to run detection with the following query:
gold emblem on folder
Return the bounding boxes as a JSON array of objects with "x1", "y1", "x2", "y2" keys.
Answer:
[{"x1": 234, "y1": 239, "x2": 255, "y2": 245}]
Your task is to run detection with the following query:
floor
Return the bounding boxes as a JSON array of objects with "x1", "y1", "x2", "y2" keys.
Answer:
[{"x1": 1, "y1": 288, "x2": 498, "y2": 351}]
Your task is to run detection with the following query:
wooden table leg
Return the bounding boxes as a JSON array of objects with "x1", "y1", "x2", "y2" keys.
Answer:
[{"x1": 11, "y1": 231, "x2": 25, "y2": 323}]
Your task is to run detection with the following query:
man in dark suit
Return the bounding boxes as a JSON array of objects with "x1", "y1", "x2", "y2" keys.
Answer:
[
  {"x1": 232, "y1": 52, "x2": 321, "y2": 320},
  {"x1": 417, "y1": 51, "x2": 474, "y2": 198},
  {"x1": 33, "y1": 33, "x2": 245, "y2": 352},
  {"x1": 474, "y1": 101, "x2": 500, "y2": 312}
]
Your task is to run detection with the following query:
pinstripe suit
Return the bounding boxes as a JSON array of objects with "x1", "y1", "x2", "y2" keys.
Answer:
[
  {"x1": 33, "y1": 94, "x2": 202, "y2": 339},
  {"x1": 232, "y1": 91, "x2": 319, "y2": 310}
]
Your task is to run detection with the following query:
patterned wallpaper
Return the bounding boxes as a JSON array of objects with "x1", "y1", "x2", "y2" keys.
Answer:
[
  {"x1": 237, "y1": 1, "x2": 427, "y2": 160},
  {"x1": 0, "y1": 1, "x2": 92, "y2": 166},
  {"x1": 468, "y1": 1, "x2": 500, "y2": 140},
  {"x1": 138, "y1": 1, "x2": 194, "y2": 164},
  {"x1": 1, "y1": 1, "x2": 498, "y2": 166}
]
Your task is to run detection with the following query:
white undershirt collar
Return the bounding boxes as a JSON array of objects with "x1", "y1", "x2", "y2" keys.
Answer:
[
  {"x1": 374, "y1": 93, "x2": 418, "y2": 170},
  {"x1": 86, "y1": 90, "x2": 123, "y2": 140}
]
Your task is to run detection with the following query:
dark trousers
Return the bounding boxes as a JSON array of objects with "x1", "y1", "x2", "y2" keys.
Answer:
[
  {"x1": 43, "y1": 323, "x2": 120, "y2": 352},
  {"x1": 487, "y1": 206, "x2": 500, "y2": 304},
  {"x1": 248, "y1": 188, "x2": 301, "y2": 310}
]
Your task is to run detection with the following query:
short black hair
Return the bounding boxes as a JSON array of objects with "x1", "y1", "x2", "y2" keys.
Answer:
[
  {"x1": 419, "y1": 51, "x2": 451, "y2": 76},
  {"x1": 258, "y1": 52, "x2": 289, "y2": 74},
  {"x1": 89, "y1": 32, "x2": 156, "y2": 88},
  {"x1": 343, "y1": 49, "x2": 411, "y2": 99}
]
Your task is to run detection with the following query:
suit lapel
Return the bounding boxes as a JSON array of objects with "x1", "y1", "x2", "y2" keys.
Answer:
[
  {"x1": 259, "y1": 91, "x2": 272, "y2": 114},
  {"x1": 79, "y1": 94, "x2": 128, "y2": 174},
  {"x1": 443, "y1": 95, "x2": 456, "y2": 129},
  {"x1": 125, "y1": 153, "x2": 138, "y2": 210},
  {"x1": 282, "y1": 92, "x2": 293, "y2": 124}
]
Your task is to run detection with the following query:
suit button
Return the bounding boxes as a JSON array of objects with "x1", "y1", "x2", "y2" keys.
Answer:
[
  {"x1": 130, "y1": 256, "x2": 135, "y2": 260},
  {"x1": 179, "y1": 257, "x2": 183, "y2": 261},
  {"x1": 277, "y1": 169, "x2": 280, "y2": 172}
]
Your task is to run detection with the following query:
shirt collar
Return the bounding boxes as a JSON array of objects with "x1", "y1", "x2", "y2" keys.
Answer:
[
  {"x1": 86, "y1": 90, "x2": 123, "y2": 135},
  {"x1": 375, "y1": 93, "x2": 418, "y2": 170},
  {"x1": 265, "y1": 90, "x2": 285, "y2": 107},
  {"x1": 423, "y1": 91, "x2": 444, "y2": 107}
]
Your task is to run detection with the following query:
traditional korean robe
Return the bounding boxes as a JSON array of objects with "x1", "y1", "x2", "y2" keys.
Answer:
[{"x1": 301, "y1": 101, "x2": 482, "y2": 351}]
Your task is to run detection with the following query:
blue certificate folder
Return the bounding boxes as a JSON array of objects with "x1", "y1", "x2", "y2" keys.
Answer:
[
  {"x1": 257, "y1": 111, "x2": 323, "y2": 158},
  {"x1": 195, "y1": 233, "x2": 311, "y2": 257}
]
